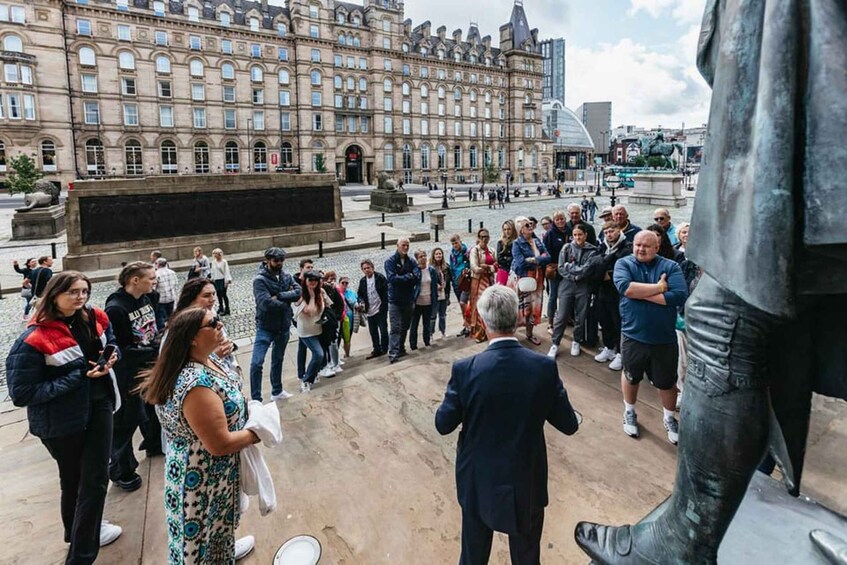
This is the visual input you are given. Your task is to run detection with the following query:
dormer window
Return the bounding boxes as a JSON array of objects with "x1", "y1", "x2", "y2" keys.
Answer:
[
  {"x1": 220, "y1": 12, "x2": 231, "y2": 27},
  {"x1": 277, "y1": 23, "x2": 287, "y2": 37},
  {"x1": 152, "y1": 0, "x2": 165, "y2": 17},
  {"x1": 402, "y1": 43, "x2": 409, "y2": 53},
  {"x1": 188, "y1": 7, "x2": 199, "y2": 22},
  {"x1": 337, "y1": 14, "x2": 345, "y2": 24},
  {"x1": 250, "y1": 17, "x2": 260, "y2": 32}
]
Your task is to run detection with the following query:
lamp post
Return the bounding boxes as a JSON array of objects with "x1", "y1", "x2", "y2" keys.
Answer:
[
  {"x1": 606, "y1": 174, "x2": 621, "y2": 207},
  {"x1": 247, "y1": 118, "x2": 253, "y2": 173},
  {"x1": 504, "y1": 169, "x2": 511, "y2": 203},
  {"x1": 441, "y1": 169, "x2": 448, "y2": 209}
]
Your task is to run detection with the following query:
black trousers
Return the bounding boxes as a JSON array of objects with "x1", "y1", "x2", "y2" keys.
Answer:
[
  {"x1": 595, "y1": 292, "x2": 622, "y2": 352},
  {"x1": 139, "y1": 402, "x2": 162, "y2": 455},
  {"x1": 109, "y1": 394, "x2": 143, "y2": 482},
  {"x1": 213, "y1": 279, "x2": 230, "y2": 314},
  {"x1": 409, "y1": 304, "x2": 433, "y2": 348},
  {"x1": 41, "y1": 396, "x2": 114, "y2": 565},
  {"x1": 367, "y1": 309, "x2": 389, "y2": 354},
  {"x1": 460, "y1": 508, "x2": 544, "y2": 565}
]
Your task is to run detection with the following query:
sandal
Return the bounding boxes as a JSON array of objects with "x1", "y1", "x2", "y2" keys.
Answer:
[{"x1": 526, "y1": 335, "x2": 541, "y2": 346}]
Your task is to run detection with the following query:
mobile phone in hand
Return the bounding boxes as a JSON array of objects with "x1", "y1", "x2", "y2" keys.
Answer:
[{"x1": 96, "y1": 345, "x2": 117, "y2": 370}]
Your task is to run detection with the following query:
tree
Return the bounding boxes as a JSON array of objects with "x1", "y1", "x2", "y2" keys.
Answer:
[
  {"x1": 483, "y1": 161, "x2": 500, "y2": 184},
  {"x1": 631, "y1": 155, "x2": 647, "y2": 168},
  {"x1": 314, "y1": 153, "x2": 327, "y2": 173},
  {"x1": 647, "y1": 155, "x2": 668, "y2": 169},
  {"x1": 7, "y1": 154, "x2": 42, "y2": 195}
]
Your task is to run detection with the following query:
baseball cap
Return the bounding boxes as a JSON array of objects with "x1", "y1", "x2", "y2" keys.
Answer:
[
  {"x1": 264, "y1": 247, "x2": 286, "y2": 260},
  {"x1": 599, "y1": 207, "x2": 613, "y2": 217}
]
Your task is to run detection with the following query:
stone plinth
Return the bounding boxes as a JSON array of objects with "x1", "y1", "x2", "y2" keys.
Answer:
[
  {"x1": 369, "y1": 189, "x2": 409, "y2": 213},
  {"x1": 63, "y1": 173, "x2": 345, "y2": 271},
  {"x1": 630, "y1": 173, "x2": 687, "y2": 207},
  {"x1": 11, "y1": 204, "x2": 66, "y2": 240}
]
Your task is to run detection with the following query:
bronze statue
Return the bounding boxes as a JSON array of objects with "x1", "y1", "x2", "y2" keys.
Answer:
[
  {"x1": 637, "y1": 132, "x2": 683, "y2": 169},
  {"x1": 15, "y1": 180, "x2": 61, "y2": 212},
  {"x1": 575, "y1": 0, "x2": 847, "y2": 562}
]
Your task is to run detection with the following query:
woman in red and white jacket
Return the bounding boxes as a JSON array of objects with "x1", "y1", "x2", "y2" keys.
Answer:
[{"x1": 6, "y1": 271, "x2": 122, "y2": 564}]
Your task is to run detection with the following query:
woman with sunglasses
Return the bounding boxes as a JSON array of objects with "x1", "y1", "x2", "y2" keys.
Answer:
[
  {"x1": 140, "y1": 308, "x2": 257, "y2": 563},
  {"x1": 319, "y1": 271, "x2": 345, "y2": 377},
  {"x1": 511, "y1": 217, "x2": 551, "y2": 346},
  {"x1": 467, "y1": 228, "x2": 498, "y2": 342},
  {"x1": 171, "y1": 278, "x2": 238, "y2": 375},
  {"x1": 7, "y1": 271, "x2": 123, "y2": 563},
  {"x1": 293, "y1": 271, "x2": 329, "y2": 392},
  {"x1": 337, "y1": 275, "x2": 360, "y2": 360}
]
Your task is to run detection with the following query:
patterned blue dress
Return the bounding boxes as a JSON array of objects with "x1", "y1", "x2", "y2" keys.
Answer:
[{"x1": 156, "y1": 357, "x2": 246, "y2": 564}]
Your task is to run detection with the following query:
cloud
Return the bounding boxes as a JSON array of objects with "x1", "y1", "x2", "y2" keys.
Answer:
[{"x1": 629, "y1": 0, "x2": 705, "y2": 24}]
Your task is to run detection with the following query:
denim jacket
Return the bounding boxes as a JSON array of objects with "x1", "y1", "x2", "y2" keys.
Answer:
[{"x1": 511, "y1": 236, "x2": 550, "y2": 277}]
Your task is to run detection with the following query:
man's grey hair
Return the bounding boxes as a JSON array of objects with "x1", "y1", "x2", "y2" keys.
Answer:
[
  {"x1": 397, "y1": 237, "x2": 410, "y2": 247},
  {"x1": 155, "y1": 258, "x2": 168, "y2": 268},
  {"x1": 414, "y1": 248, "x2": 428, "y2": 260},
  {"x1": 567, "y1": 203, "x2": 581, "y2": 213},
  {"x1": 612, "y1": 204, "x2": 628, "y2": 215},
  {"x1": 476, "y1": 285, "x2": 518, "y2": 334}
]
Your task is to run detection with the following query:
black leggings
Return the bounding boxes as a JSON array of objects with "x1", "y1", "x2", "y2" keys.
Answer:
[{"x1": 213, "y1": 279, "x2": 230, "y2": 314}]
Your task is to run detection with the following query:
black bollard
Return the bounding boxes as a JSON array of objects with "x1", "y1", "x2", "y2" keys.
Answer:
[
  {"x1": 0, "y1": 280, "x2": 4, "y2": 299},
  {"x1": 479, "y1": 221, "x2": 484, "y2": 230},
  {"x1": 318, "y1": 240, "x2": 324, "y2": 258},
  {"x1": 421, "y1": 211, "x2": 425, "y2": 223},
  {"x1": 435, "y1": 225, "x2": 440, "y2": 242},
  {"x1": 381, "y1": 232, "x2": 386, "y2": 249},
  {"x1": 468, "y1": 219, "x2": 472, "y2": 233},
  {"x1": 382, "y1": 212, "x2": 386, "y2": 222},
  {"x1": 51, "y1": 242, "x2": 57, "y2": 259}
]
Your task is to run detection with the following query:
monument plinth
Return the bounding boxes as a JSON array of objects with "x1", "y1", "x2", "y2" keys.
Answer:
[
  {"x1": 629, "y1": 172, "x2": 687, "y2": 208},
  {"x1": 12, "y1": 204, "x2": 66, "y2": 240},
  {"x1": 369, "y1": 172, "x2": 409, "y2": 213},
  {"x1": 63, "y1": 173, "x2": 345, "y2": 271}
]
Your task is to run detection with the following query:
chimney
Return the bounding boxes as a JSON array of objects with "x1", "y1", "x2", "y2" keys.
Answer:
[
  {"x1": 452, "y1": 28, "x2": 462, "y2": 45},
  {"x1": 437, "y1": 25, "x2": 446, "y2": 41},
  {"x1": 261, "y1": 0, "x2": 269, "y2": 14},
  {"x1": 483, "y1": 35, "x2": 491, "y2": 50}
]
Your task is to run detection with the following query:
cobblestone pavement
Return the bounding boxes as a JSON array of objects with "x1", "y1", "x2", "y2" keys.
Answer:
[{"x1": 0, "y1": 192, "x2": 692, "y2": 391}]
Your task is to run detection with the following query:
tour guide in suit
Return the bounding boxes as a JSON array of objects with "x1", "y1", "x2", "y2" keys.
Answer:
[{"x1": 435, "y1": 285, "x2": 580, "y2": 564}]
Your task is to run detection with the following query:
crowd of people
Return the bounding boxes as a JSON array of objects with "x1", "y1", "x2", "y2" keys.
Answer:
[{"x1": 5, "y1": 198, "x2": 699, "y2": 564}]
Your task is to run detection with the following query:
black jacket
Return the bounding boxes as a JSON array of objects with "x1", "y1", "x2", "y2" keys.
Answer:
[
  {"x1": 384, "y1": 251, "x2": 420, "y2": 304},
  {"x1": 28, "y1": 267, "x2": 53, "y2": 297},
  {"x1": 596, "y1": 237, "x2": 633, "y2": 299},
  {"x1": 565, "y1": 220, "x2": 598, "y2": 245},
  {"x1": 252, "y1": 263, "x2": 301, "y2": 332},
  {"x1": 542, "y1": 226, "x2": 569, "y2": 266},
  {"x1": 357, "y1": 272, "x2": 388, "y2": 316}
]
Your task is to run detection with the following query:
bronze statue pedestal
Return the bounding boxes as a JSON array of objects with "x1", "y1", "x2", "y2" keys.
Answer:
[
  {"x1": 12, "y1": 204, "x2": 66, "y2": 240},
  {"x1": 629, "y1": 172, "x2": 687, "y2": 208}
]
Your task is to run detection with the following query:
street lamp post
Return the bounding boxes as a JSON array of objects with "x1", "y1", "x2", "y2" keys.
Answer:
[
  {"x1": 440, "y1": 168, "x2": 449, "y2": 209},
  {"x1": 504, "y1": 169, "x2": 511, "y2": 203},
  {"x1": 606, "y1": 174, "x2": 621, "y2": 207},
  {"x1": 247, "y1": 118, "x2": 253, "y2": 173}
]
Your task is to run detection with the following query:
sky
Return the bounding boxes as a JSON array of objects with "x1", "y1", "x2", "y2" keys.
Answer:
[{"x1": 268, "y1": 0, "x2": 711, "y2": 129}]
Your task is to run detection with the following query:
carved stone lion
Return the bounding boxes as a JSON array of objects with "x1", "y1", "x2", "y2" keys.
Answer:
[
  {"x1": 377, "y1": 172, "x2": 400, "y2": 191},
  {"x1": 15, "y1": 180, "x2": 61, "y2": 212}
]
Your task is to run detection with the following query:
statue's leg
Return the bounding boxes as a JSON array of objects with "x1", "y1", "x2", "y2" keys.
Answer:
[{"x1": 575, "y1": 274, "x2": 782, "y2": 564}]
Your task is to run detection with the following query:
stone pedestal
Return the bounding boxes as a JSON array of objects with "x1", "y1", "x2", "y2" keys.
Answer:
[
  {"x1": 369, "y1": 189, "x2": 409, "y2": 213},
  {"x1": 12, "y1": 205, "x2": 66, "y2": 240},
  {"x1": 630, "y1": 173, "x2": 687, "y2": 207}
]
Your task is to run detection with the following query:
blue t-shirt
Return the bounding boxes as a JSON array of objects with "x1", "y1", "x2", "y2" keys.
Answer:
[{"x1": 613, "y1": 255, "x2": 687, "y2": 345}]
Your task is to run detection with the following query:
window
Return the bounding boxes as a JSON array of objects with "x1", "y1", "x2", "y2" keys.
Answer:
[
  {"x1": 421, "y1": 119, "x2": 429, "y2": 135},
  {"x1": 334, "y1": 54, "x2": 342, "y2": 67},
  {"x1": 22, "y1": 94, "x2": 34, "y2": 120},
  {"x1": 189, "y1": 59, "x2": 204, "y2": 77},
  {"x1": 4, "y1": 63, "x2": 17, "y2": 83},
  {"x1": 347, "y1": 76, "x2": 355, "y2": 90},
  {"x1": 159, "y1": 105, "x2": 174, "y2": 127},
  {"x1": 188, "y1": 7, "x2": 200, "y2": 22},
  {"x1": 83, "y1": 101, "x2": 99, "y2": 124},
  {"x1": 384, "y1": 143, "x2": 394, "y2": 171},
  {"x1": 359, "y1": 96, "x2": 368, "y2": 109},
  {"x1": 121, "y1": 77, "x2": 136, "y2": 96},
  {"x1": 309, "y1": 5, "x2": 319, "y2": 18},
  {"x1": 310, "y1": 69, "x2": 321, "y2": 85},
  {"x1": 311, "y1": 49, "x2": 320, "y2": 62},
  {"x1": 160, "y1": 141, "x2": 177, "y2": 174},
  {"x1": 420, "y1": 67, "x2": 429, "y2": 78},
  {"x1": 312, "y1": 113, "x2": 322, "y2": 131},
  {"x1": 360, "y1": 116, "x2": 369, "y2": 132},
  {"x1": 221, "y1": 63, "x2": 235, "y2": 80},
  {"x1": 278, "y1": 90, "x2": 290, "y2": 106},
  {"x1": 252, "y1": 88, "x2": 264, "y2": 104},
  {"x1": 347, "y1": 116, "x2": 357, "y2": 133},
  {"x1": 438, "y1": 120, "x2": 445, "y2": 135},
  {"x1": 347, "y1": 56, "x2": 355, "y2": 68},
  {"x1": 383, "y1": 97, "x2": 392, "y2": 111},
  {"x1": 0, "y1": 140, "x2": 5, "y2": 170},
  {"x1": 420, "y1": 102, "x2": 429, "y2": 114},
  {"x1": 382, "y1": 19, "x2": 390, "y2": 32},
  {"x1": 338, "y1": 34, "x2": 346, "y2": 46},
  {"x1": 158, "y1": 80, "x2": 171, "y2": 98},
  {"x1": 117, "y1": 25, "x2": 131, "y2": 41},
  {"x1": 337, "y1": 14, "x2": 345, "y2": 25},
  {"x1": 225, "y1": 141, "x2": 239, "y2": 171},
  {"x1": 311, "y1": 142, "x2": 324, "y2": 171},
  {"x1": 41, "y1": 140, "x2": 57, "y2": 171},
  {"x1": 253, "y1": 142, "x2": 268, "y2": 172},
  {"x1": 469, "y1": 145, "x2": 478, "y2": 168},
  {"x1": 189, "y1": 35, "x2": 202, "y2": 50},
  {"x1": 383, "y1": 78, "x2": 392, "y2": 93},
  {"x1": 222, "y1": 40, "x2": 233, "y2": 54},
  {"x1": 251, "y1": 44, "x2": 261, "y2": 58},
  {"x1": 359, "y1": 57, "x2": 367, "y2": 70},
  {"x1": 383, "y1": 59, "x2": 392, "y2": 71},
  {"x1": 223, "y1": 85, "x2": 236, "y2": 102},
  {"x1": 401, "y1": 43, "x2": 409, "y2": 53},
  {"x1": 402, "y1": 64, "x2": 410, "y2": 76},
  {"x1": 402, "y1": 100, "x2": 410, "y2": 113},
  {"x1": 118, "y1": 51, "x2": 135, "y2": 70},
  {"x1": 334, "y1": 75, "x2": 342, "y2": 89},
  {"x1": 155, "y1": 31, "x2": 168, "y2": 46},
  {"x1": 281, "y1": 142, "x2": 293, "y2": 165},
  {"x1": 402, "y1": 118, "x2": 411, "y2": 135},
  {"x1": 310, "y1": 24, "x2": 319, "y2": 38},
  {"x1": 251, "y1": 66, "x2": 263, "y2": 82},
  {"x1": 0, "y1": 5, "x2": 25, "y2": 23},
  {"x1": 123, "y1": 103, "x2": 138, "y2": 126},
  {"x1": 454, "y1": 145, "x2": 462, "y2": 169},
  {"x1": 421, "y1": 144, "x2": 430, "y2": 169},
  {"x1": 191, "y1": 84, "x2": 205, "y2": 101},
  {"x1": 252, "y1": 110, "x2": 265, "y2": 130},
  {"x1": 382, "y1": 38, "x2": 390, "y2": 49},
  {"x1": 193, "y1": 108, "x2": 206, "y2": 128},
  {"x1": 438, "y1": 103, "x2": 444, "y2": 116},
  {"x1": 220, "y1": 12, "x2": 231, "y2": 27},
  {"x1": 359, "y1": 77, "x2": 367, "y2": 91},
  {"x1": 86, "y1": 139, "x2": 105, "y2": 175},
  {"x1": 277, "y1": 23, "x2": 287, "y2": 37},
  {"x1": 311, "y1": 91, "x2": 321, "y2": 106},
  {"x1": 156, "y1": 56, "x2": 171, "y2": 74},
  {"x1": 278, "y1": 47, "x2": 288, "y2": 61},
  {"x1": 454, "y1": 121, "x2": 461, "y2": 136},
  {"x1": 77, "y1": 19, "x2": 91, "y2": 36},
  {"x1": 81, "y1": 74, "x2": 97, "y2": 93},
  {"x1": 438, "y1": 86, "x2": 445, "y2": 99},
  {"x1": 454, "y1": 87, "x2": 462, "y2": 100},
  {"x1": 224, "y1": 108, "x2": 236, "y2": 129},
  {"x1": 250, "y1": 17, "x2": 260, "y2": 32},
  {"x1": 279, "y1": 111, "x2": 290, "y2": 131},
  {"x1": 383, "y1": 116, "x2": 392, "y2": 133},
  {"x1": 194, "y1": 142, "x2": 209, "y2": 173}
]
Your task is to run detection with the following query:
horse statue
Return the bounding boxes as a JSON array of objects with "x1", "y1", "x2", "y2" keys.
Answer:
[
  {"x1": 15, "y1": 180, "x2": 61, "y2": 212},
  {"x1": 638, "y1": 132, "x2": 684, "y2": 169}
]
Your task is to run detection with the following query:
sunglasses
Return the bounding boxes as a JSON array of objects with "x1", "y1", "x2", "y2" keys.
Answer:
[
  {"x1": 340, "y1": 281, "x2": 349, "y2": 285},
  {"x1": 206, "y1": 316, "x2": 222, "y2": 329},
  {"x1": 654, "y1": 217, "x2": 667, "y2": 221}
]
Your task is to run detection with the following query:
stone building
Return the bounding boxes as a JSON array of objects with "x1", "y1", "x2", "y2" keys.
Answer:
[{"x1": 0, "y1": 0, "x2": 551, "y2": 189}]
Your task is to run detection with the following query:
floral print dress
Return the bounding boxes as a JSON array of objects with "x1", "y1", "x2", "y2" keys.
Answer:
[{"x1": 156, "y1": 356, "x2": 247, "y2": 564}]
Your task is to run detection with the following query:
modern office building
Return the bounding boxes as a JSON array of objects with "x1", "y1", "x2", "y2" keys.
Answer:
[
  {"x1": 542, "y1": 99, "x2": 593, "y2": 170},
  {"x1": 575, "y1": 100, "x2": 612, "y2": 162},
  {"x1": 0, "y1": 0, "x2": 552, "y2": 188},
  {"x1": 540, "y1": 37, "x2": 565, "y2": 105}
]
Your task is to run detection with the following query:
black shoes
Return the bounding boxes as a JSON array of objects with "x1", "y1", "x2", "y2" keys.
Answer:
[
  {"x1": 113, "y1": 473, "x2": 143, "y2": 492},
  {"x1": 456, "y1": 328, "x2": 470, "y2": 337},
  {"x1": 366, "y1": 351, "x2": 384, "y2": 360}
]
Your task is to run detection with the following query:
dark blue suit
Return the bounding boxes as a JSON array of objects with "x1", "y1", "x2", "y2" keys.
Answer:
[{"x1": 435, "y1": 338, "x2": 579, "y2": 564}]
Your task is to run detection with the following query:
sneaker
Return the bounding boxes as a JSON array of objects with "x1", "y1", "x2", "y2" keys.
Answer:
[
  {"x1": 547, "y1": 345, "x2": 559, "y2": 359},
  {"x1": 99, "y1": 521, "x2": 122, "y2": 547},
  {"x1": 623, "y1": 411, "x2": 640, "y2": 438},
  {"x1": 113, "y1": 473, "x2": 142, "y2": 492},
  {"x1": 594, "y1": 347, "x2": 615, "y2": 363},
  {"x1": 314, "y1": 374, "x2": 321, "y2": 384},
  {"x1": 300, "y1": 381, "x2": 311, "y2": 393},
  {"x1": 570, "y1": 341, "x2": 581, "y2": 357},
  {"x1": 235, "y1": 535, "x2": 255, "y2": 560},
  {"x1": 441, "y1": 331, "x2": 447, "y2": 340},
  {"x1": 676, "y1": 391, "x2": 682, "y2": 411},
  {"x1": 271, "y1": 390, "x2": 293, "y2": 401},
  {"x1": 664, "y1": 417, "x2": 680, "y2": 445},
  {"x1": 609, "y1": 353, "x2": 623, "y2": 371},
  {"x1": 338, "y1": 358, "x2": 345, "y2": 366},
  {"x1": 319, "y1": 366, "x2": 336, "y2": 378}
]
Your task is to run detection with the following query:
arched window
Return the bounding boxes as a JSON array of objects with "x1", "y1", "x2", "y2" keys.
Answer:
[
  {"x1": 352, "y1": 36, "x2": 360, "y2": 47},
  {"x1": 347, "y1": 76, "x2": 355, "y2": 91},
  {"x1": 402, "y1": 82, "x2": 410, "y2": 96},
  {"x1": 194, "y1": 142, "x2": 209, "y2": 173},
  {"x1": 155, "y1": 55, "x2": 171, "y2": 74},
  {"x1": 222, "y1": 62, "x2": 235, "y2": 80},
  {"x1": 437, "y1": 86, "x2": 445, "y2": 99},
  {"x1": 118, "y1": 51, "x2": 135, "y2": 70},
  {"x1": 402, "y1": 144, "x2": 412, "y2": 170},
  {"x1": 453, "y1": 145, "x2": 462, "y2": 169},
  {"x1": 530, "y1": 148, "x2": 537, "y2": 167},
  {"x1": 160, "y1": 140, "x2": 177, "y2": 174},
  {"x1": 225, "y1": 141, "x2": 240, "y2": 172},
  {"x1": 3, "y1": 35, "x2": 22, "y2": 53},
  {"x1": 383, "y1": 143, "x2": 394, "y2": 171},
  {"x1": 281, "y1": 142, "x2": 293, "y2": 166},
  {"x1": 85, "y1": 139, "x2": 105, "y2": 176},
  {"x1": 437, "y1": 144, "x2": 446, "y2": 169},
  {"x1": 278, "y1": 69, "x2": 290, "y2": 84},
  {"x1": 454, "y1": 87, "x2": 462, "y2": 100},
  {"x1": 470, "y1": 90, "x2": 477, "y2": 102},
  {"x1": 347, "y1": 34, "x2": 353, "y2": 45},
  {"x1": 41, "y1": 140, "x2": 57, "y2": 172},
  {"x1": 358, "y1": 77, "x2": 367, "y2": 91},
  {"x1": 469, "y1": 145, "x2": 478, "y2": 169},
  {"x1": 310, "y1": 70, "x2": 321, "y2": 85},
  {"x1": 383, "y1": 78, "x2": 392, "y2": 92},
  {"x1": 251, "y1": 66, "x2": 264, "y2": 82},
  {"x1": 125, "y1": 140, "x2": 142, "y2": 175},
  {"x1": 420, "y1": 84, "x2": 429, "y2": 98},
  {"x1": 189, "y1": 59, "x2": 204, "y2": 77},
  {"x1": 79, "y1": 47, "x2": 96, "y2": 66},
  {"x1": 334, "y1": 75, "x2": 342, "y2": 89},
  {"x1": 421, "y1": 144, "x2": 430, "y2": 170},
  {"x1": 311, "y1": 141, "x2": 324, "y2": 172},
  {"x1": 338, "y1": 34, "x2": 346, "y2": 45},
  {"x1": 253, "y1": 142, "x2": 268, "y2": 172}
]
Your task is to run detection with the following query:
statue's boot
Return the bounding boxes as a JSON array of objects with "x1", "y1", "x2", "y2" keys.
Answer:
[
  {"x1": 811, "y1": 530, "x2": 847, "y2": 565},
  {"x1": 575, "y1": 275, "x2": 777, "y2": 565}
]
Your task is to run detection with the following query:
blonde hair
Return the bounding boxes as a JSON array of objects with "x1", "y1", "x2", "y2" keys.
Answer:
[
  {"x1": 212, "y1": 248, "x2": 223, "y2": 256},
  {"x1": 552, "y1": 210, "x2": 566, "y2": 220},
  {"x1": 514, "y1": 216, "x2": 530, "y2": 233}
]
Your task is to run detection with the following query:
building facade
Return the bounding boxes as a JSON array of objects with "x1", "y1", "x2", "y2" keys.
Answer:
[
  {"x1": 0, "y1": 0, "x2": 551, "y2": 189},
  {"x1": 542, "y1": 99, "x2": 593, "y2": 170},
  {"x1": 575, "y1": 100, "x2": 611, "y2": 162},
  {"x1": 539, "y1": 37, "x2": 564, "y2": 105}
]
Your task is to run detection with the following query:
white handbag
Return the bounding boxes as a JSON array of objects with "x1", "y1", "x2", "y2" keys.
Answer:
[{"x1": 517, "y1": 277, "x2": 537, "y2": 293}]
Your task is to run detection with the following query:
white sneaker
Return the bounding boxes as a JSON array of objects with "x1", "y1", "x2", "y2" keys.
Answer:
[
  {"x1": 547, "y1": 345, "x2": 558, "y2": 359},
  {"x1": 99, "y1": 521, "x2": 122, "y2": 547},
  {"x1": 332, "y1": 365, "x2": 344, "y2": 373},
  {"x1": 441, "y1": 331, "x2": 447, "y2": 340},
  {"x1": 623, "y1": 410, "x2": 640, "y2": 438},
  {"x1": 271, "y1": 390, "x2": 293, "y2": 401},
  {"x1": 300, "y1": 381, "x2": 311, "y2": 393},
  {"x1": 235, "y1": 535, "x2": 255, "y2": 560},
  {"x1": 570, "y1": 341, "x2": 581, "y2": 357},
  {"x1": 338, "y1": 359, "x2": 345, "y2": 366},
  {"x1": 318, "y1": 366, "x2": 335, "y2": 378},
  {"x1": 664, "y1": 417, "x2": 680, "y2": 445},
  {"x1": 594, "y1": 347, "x2": 615, "y2": 363},
  {"x1": 609, "y1": 353, "x2": 623, "y2": 371}
]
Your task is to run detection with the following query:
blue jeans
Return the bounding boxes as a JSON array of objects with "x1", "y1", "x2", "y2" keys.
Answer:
[
  {"x1": 546, "y1": 277, "x2": 561, "y2": 322},
  {"x1": 155, "y1": 302, "x2": 173, "y2": 332},
  {"x1": 430, "y1": 299, "x2": 448, "y2": 335},
  {"x1": 249, "y1": 327, "x2": 290, "y2": 401},
  {"x1": 297, "y1": 336, "x2": 324, "y2": 384},
  {"x1": 388, "y1": 302, "x2": 414, "y2": 360}
]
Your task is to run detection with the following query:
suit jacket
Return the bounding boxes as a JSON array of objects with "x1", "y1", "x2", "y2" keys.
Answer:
[
  {"x1": 357, "y1": 272, "x2": 388, "y2": 316},
  {"x1": 435, "y1": 339, "x2": 579, "y2": 535}
]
